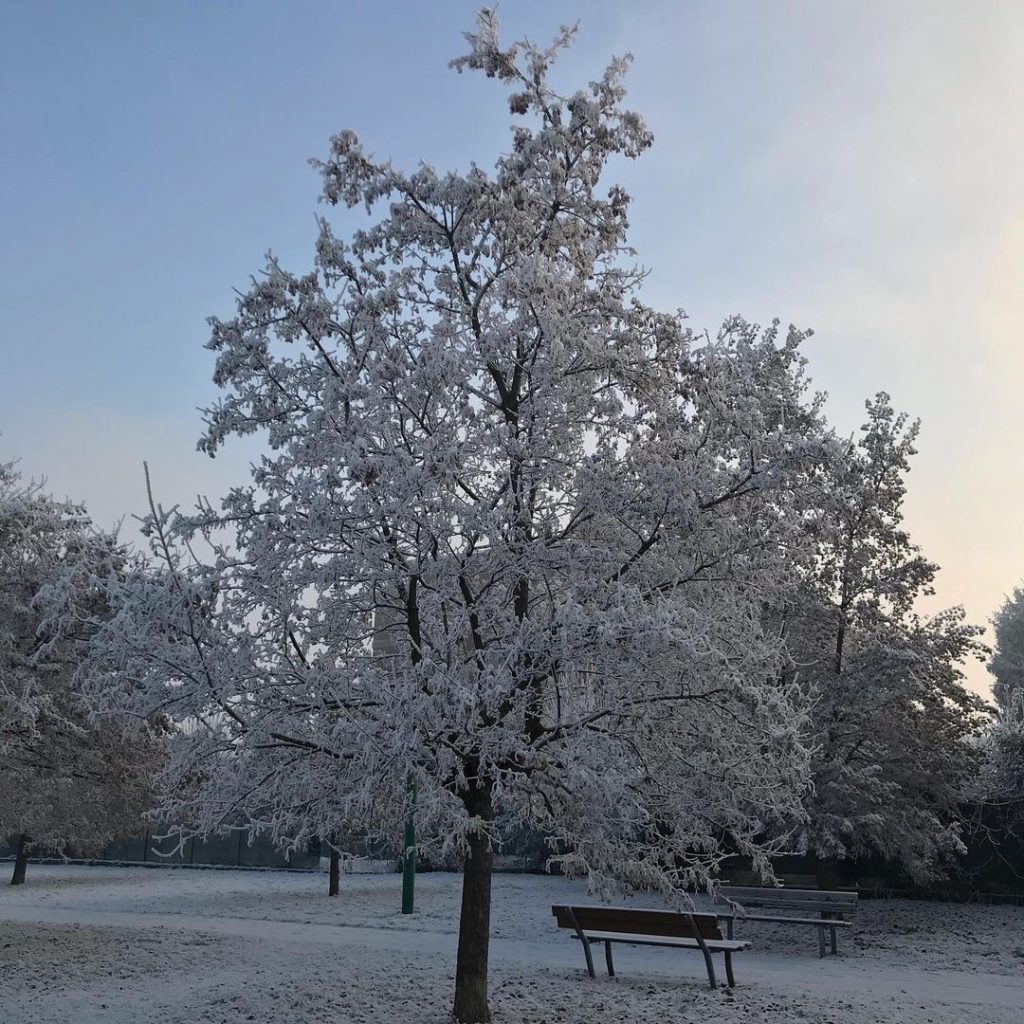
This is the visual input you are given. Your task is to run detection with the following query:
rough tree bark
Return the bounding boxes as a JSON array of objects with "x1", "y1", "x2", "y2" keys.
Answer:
[
  {"x1": 328, "y1": 834, "x2": 341, "y2": 897},
  {"x1": 453, "y1": 781, "x2": 495, "y2": 1024},
  {"x1": 10, "y1": 833, "x2": 30, "y2": 886}
]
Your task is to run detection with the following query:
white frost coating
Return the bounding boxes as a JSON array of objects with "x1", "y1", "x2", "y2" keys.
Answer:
[
  {"x1": 784, "y1": 394, "x2": 987, "y2": 881},
  {"x1": 70, "y1": 14, "x2": 837, "y2": 1012},
  {"x1": 0, "y1": 459, "x2": 161, "y2": 857},
  {"x1": 75, "y1": 9, "x2": 832, "y2": 889},
  {"x1": 981, "y1": 585, "x2": 1024, "y2": 801}
]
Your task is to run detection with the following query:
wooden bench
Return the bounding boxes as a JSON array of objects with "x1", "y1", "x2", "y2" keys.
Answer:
[
  {"x1": 551, "y1": 904, "x2": 750, "y2": 989},
  {"x1": 713, "y1": 886, "x2": 858, "y2": 957}
]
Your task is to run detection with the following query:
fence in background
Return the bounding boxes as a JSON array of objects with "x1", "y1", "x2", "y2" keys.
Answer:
[
  {"x1": 0, "y1": 829, "x2": 322, "y2": 871},
  {"x1": 5, "y1": 802, "x2": 1024, "y2": 896}
]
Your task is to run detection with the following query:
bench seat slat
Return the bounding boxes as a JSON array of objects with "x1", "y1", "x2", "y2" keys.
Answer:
[
  {"x1": 724, "y1": 897, "x2": 860, "y2": 905},
  {"x1": 717, "y1": 913, "x2": 852, "y2": 927},
  {"x1": 720, "y1": 889, "x2": 857, "y2": 909},
  {"x1": 723, "y1": 886, "x2": 857, "y2": 897},
  {"x1": 577, "y1": 930, "x2": 750, "y2": 952},
  {"x1": 720, "y1": 901, "x2": 857, "y2": 913},
  {"x1": 725, "y1": 899, "x2": 857, "y2": 908}
]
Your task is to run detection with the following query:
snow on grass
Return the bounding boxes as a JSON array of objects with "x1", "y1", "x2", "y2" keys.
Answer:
[
  {"x1": 8, "y1": 864, "x2": 1024, "y2": 972},
  {"x1": 0, "y1": 919, "x2": 228, "y2": 991},
  {"x1": 2, "y1": 865, "x2": 1023, "y2": 1023},
  {"x1": 0, "y1": 916, "x2": 986, "y2": 1024}
]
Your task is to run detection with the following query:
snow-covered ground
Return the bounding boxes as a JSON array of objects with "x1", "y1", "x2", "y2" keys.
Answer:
[{"x1": 1, "y1": 865, "x2": 1022, "y2": 1023}]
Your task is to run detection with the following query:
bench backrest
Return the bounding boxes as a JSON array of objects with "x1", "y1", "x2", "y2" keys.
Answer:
[
  {"x1": 552, "y1": 904, "x2": 723, "y2": 941},
  {"x1": 717, "y1": 886, "x2": 858, "y2": 914}
]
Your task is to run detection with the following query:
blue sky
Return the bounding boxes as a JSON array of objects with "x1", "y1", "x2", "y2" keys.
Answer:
[{"x1": 3, "y1": 1, "x2": 1023, "y2": 695}]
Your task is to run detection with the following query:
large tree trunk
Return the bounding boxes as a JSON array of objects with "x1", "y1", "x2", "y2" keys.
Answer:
[
  {"x1": 10, "y1": 833, "x2": 29, "y2": 886},
  {"x1": 453, "y1": 784, "x2": 494, "y2": 1024},
  {"x1": 328, "y1": 835, "x2": 341, "y2": 897}
]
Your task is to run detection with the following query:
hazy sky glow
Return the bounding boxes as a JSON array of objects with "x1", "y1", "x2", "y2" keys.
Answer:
[{"x1": 3, "y1": 1, "x2": 1022, "y2": 696}]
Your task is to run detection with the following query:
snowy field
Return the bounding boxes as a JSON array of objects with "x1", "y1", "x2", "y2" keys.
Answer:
[{"x1": 2, "y1": 865, "x2": 1023, "y2": 1023}]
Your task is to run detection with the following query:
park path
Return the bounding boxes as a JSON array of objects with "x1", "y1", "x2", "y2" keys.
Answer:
[{"x1": 2, "y1": 900, "x2": 1021, "y2": 1014}]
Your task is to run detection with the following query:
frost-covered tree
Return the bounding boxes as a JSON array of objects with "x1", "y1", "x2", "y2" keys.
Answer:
[
  {"x1": 977, "y1": 587, "x2": 1024, "y2": 803},
  {"x1": 990, "y1": 586, "x2": 1024, "y2": 720},
  {"x1": 77, "y1": 13, "x2": 833, "y2": 1021},
  {"x1": 0, "y1": 459, "x2": 162, "y2": 884},
  {"x1": 785, "y1": 395, "x2": 987, "y2": 883},
  {"x1": 979, "y1": 719, "x2": 1024, "y2": 806}
]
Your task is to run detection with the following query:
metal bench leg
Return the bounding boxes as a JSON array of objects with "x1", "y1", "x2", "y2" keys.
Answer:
[
  {"x1": 581, "y1": 939, "x2": 596, "y2": 978},
  {"x1": 567, "y1": 909, "x2": 596, "y2": 978},
  {"x1": 698, "y1": 944, "x2": 717, "y2": 989},
  {"x1": 830, "y1": 924, "x2": 838, "y2": 956},
  {"x1": 726, "y1": 917, "x2": 734, "y2": 940},
  {"x1": 687, "y1": 914, "x2": 718, "y2": 990},
  {"x1": 817, "y1": 924, "x2": 826, "y2": 959},
  {"x1": 604, "y1": 941, "x2": 615, "y2": 977},
  {"x1": 724, "y1": 951, "x2": 736, "y2": 988}
]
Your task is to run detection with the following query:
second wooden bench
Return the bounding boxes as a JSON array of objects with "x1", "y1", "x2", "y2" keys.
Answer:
[{"x1": 713, "y1": 885, "x2": 858, "y2": 957}]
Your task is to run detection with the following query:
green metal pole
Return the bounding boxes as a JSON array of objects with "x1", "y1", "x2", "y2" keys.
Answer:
[{"x1": 401, "y1": 780, "x2": 416, "y2": 914}]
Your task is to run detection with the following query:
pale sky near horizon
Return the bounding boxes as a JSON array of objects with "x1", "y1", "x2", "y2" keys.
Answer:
[{"x1": 2, "y1": 1, "x2": 1022, "y2": 698}]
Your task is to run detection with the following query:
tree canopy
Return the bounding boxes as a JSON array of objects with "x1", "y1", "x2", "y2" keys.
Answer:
[
  {"x1": 0, "y1": 459, "x2": 162, "y2": 883},
  {"x1": 73, "y1": 12, "x2": 843, "y2": 1021}
]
